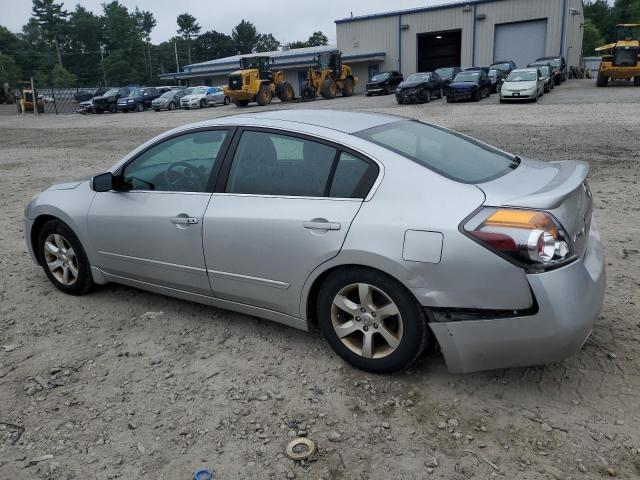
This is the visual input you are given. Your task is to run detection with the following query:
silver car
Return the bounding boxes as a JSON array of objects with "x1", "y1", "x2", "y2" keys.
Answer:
[
  {"x1": 23, "y1": 110, "x2": 605, "y2": 374},
  {"x1": 500, "y1": 68, "x2": 546, "y2": 102}
]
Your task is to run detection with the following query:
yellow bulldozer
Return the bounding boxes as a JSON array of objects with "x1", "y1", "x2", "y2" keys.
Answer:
[
  {"x1": 224, "y1": 56, "x2": 295, "y2": 107},
  {"x1": 300, "y1": 51, "x2": 356, "y2": 100},
  {"x1": 595, "y1": 24, "x2": 640, "y2": 87}
]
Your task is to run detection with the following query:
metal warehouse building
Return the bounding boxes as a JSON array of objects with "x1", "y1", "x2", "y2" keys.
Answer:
[
  {"x1": 161, "y1": 0, "x2": 584, "y2": 93},
  {"x1": 337, "y1": 0, "x2": 584, "y2": 86}
]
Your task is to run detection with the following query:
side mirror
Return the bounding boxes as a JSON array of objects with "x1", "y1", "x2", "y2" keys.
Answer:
[{"x1": 92, "y1": 172, "x2": 115, "y2": 192}]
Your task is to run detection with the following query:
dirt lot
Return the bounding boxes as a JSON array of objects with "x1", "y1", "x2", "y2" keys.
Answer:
[{"x1": 1, "y1": 80, "x2": 639, "y2": 480}]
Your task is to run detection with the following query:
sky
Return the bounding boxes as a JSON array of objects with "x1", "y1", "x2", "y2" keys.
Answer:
[{"x1": 1, "y1": 0, "x2": 462, "y2": 45}]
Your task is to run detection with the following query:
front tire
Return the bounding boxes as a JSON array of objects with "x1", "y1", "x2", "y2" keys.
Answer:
[
  {"x1": 321, "y1": 78, "x2": 337, "y2": 99},
  {"x1": 342, "y1": 77, "x2": 354, "y2": 97},
  {"x1": 256, "y1": 84, "x2": 272, "y2": 106},
  {"x1": 318, "y1": 267, "x2": 428, "y2": 374},
  {"x1": 596, "y1": 71, "x2": 608, "y2": 87},
  {"x1": 37, "y1": 220, "x2": 94, "y2": 296}
]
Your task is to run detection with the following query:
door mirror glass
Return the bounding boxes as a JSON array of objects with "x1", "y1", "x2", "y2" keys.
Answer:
[{"x1": 92, "y1": 172, "x2": 114, "y2": 192}]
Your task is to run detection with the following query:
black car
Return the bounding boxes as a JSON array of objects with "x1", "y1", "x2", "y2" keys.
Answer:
[
  {"x1": 366, "y1": 71, "x2": 404, "y2": 96},
  {"x1": 528, "y1": 62, "x2": 555, "y2": 92},
  {"x1": 117, "y1": 87, "x2": 161, "y2": 112},
  {"x1": 74, "y1": 86, "x2": 112, "y2": 103},
  {"x1": 446, "y1": 70, "x2": 492, "y2": 103},
  {"x1": 91, "y1": 87, "x2": 131, "y2": 114},
  {"x1": 434, "y1": 67, "x2": 462, "y2": 87},
  {"x1": 488, "y1": 68, "x2": 506, "y2": 93},
  {"x1": 534, "y1": 56, "x2": 567, "y2": 83},
  {"x1": 489, "y1": 60, "x2": 517, "y2": 77},
  {"x1": 395, "y1": 72, "x2": 443, "y2": 104}
]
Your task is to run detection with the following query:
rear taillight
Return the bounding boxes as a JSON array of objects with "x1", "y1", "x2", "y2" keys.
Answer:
[{"x1": 463, "y1": 208, "x2": 575, "y2": 272}]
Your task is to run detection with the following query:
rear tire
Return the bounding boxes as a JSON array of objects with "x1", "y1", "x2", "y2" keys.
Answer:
[
  {"x1": 596, "y1": 71, "x2": 608, "y2": 87},
  {"x1": 278, "y1": 82, "x2": 295, "y2": 102},
  {"x1": 37, "y1": 220, "x2": 94, "y2": 296},
  {"x1": 321, "y1": 78, "x2": 337, "y2": 99},
  {"x1": 472, "y1": 89, "x2": 481, "y2": 102},
  {"x1": 424, "y1": 89, "x2": 431, "y2": 103},
  {"x1": 136, "y1": 102, "x2": 144, "y2": 112},
  {"x1": 256, "y1": 83, "x2": 272, "y2": 106},
  {"x1": 233, "y1": 98, "x2": 250, "y2": 107},
  {"x1": 635, "y1": 76, "x2": 640, "y2": 86},
  {"x1": 169, "y1": 102, "x2": 176, "y2": 110},
  {"x1": 317, "y1": 267, "x2": 428, "y2": 374},
  {"x1": 301, "y1": 83, "x2": 315, "y2": 101},
  {"x1": 342, "y1": 77, "x2": 354, "y2": 97},
  {"x1": 224, "y1": 96, "x2": 230, "y2": 105}
]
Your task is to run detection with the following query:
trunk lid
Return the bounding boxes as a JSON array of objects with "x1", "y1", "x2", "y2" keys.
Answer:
[{"x1": 477, "y1": 158, "x2": 593, "y2": 257}]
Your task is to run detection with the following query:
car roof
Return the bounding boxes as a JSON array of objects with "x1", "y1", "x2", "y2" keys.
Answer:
[{"x1": 212, "y1": 109, "x2": 406, "y2": 134}]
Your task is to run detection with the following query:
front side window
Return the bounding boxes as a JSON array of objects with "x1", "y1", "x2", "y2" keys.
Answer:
[
  {"x1": 226, "y1": 131, "x2": 337, "y2": 197},
  {"x1": 123, "y1": 130, "x2": 228, "y2": 192},
  {"x1": 355, "y1": 121, "x2": 519, "y2": 184}
]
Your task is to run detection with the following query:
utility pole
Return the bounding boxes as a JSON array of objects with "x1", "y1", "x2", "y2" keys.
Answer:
[{"x1": 174, "y1": 41, "x2": 180, "y2": 72}]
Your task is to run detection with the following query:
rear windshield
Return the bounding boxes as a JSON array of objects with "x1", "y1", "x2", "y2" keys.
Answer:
[{"x1": 355, "y1": 121, "x2": 519, "y2": 183}]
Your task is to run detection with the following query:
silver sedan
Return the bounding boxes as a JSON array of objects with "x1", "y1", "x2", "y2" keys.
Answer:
[{"x1": 23, "y1": 110, "x2": 605, "y2": 374}]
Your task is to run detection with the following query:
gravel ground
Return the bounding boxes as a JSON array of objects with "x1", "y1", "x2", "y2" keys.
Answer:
[{"x1": 1, "y1": 80, "x2": 639, "y2": 480}]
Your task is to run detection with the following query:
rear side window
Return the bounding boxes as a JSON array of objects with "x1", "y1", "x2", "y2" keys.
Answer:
[
  {"x1": 226, "y1": 131, "x2": 336, "y2": 197},
  {"x1": 355, "y1": 121, "x2": 519, "y2": 183},
  {"x1": 329, "y1": 153, "x2": 372, "y2": 198}
]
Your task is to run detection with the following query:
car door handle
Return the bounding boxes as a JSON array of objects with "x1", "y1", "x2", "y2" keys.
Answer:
[
  {"x1": 303, "y1": 220, "x2": 341, "y2": 230},
  {"x1": 170, "y1": 216, "x2": 199, "y2": 225}
]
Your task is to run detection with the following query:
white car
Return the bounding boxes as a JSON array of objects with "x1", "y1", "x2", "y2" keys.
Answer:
[
  {"x1": 180, "y1": 86, "x2": 217, "y2": 109},
  {"x1": 500, "y1": 68, "x2": 545, "y2": 103}
]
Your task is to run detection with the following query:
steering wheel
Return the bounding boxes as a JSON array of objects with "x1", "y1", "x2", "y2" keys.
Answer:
[{"x1": 163, "y1": 161, "x2": 207, "y2": 192}]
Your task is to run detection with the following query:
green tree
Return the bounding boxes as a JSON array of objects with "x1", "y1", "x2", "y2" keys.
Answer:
[
  {"x1": 31, "y1": 0, "x2": 68, "y2": 65},
  {"x1": 582, "y1": 19, "x2": 605, "y2": 55},
  {"x1": 66, "y1": 5, "x2": 103, "y2": 84},
  {"x1": 307, "y1": 31, "x2": 328, "y2": 47},
  {"x1": 135, "y1": 8, "x2": 157, "y2": 82},
  {"x1": 231, "y1": 20, "x2": 258, "y2": 54},
  {"x1": 0, "y1": 54, "x2": 21, "y2": 86},
  {"x1": 101, "y1": 48, "x2": 142, "y2": 85},
  {"x1": 255, "y1": 33, "x2": 280, "y2": 53},
  {"x1": 176, "y1": 13, "x2": 200, "y2": 64},
  {"x1": 194, "y1": 30, "x2": 235, "y2": 61},
  {"x1": 613, "y1": 0, "x2": 640, "y2": 23},
  {"x1": 289, "y1": 40, "x2": 309, "y2": 49},
  {"x1": 51, "y1": 62, "x2": 76, "y2": 87}
]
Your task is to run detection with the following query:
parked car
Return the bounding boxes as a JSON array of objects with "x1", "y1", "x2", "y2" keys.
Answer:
[
  {"x1": 91, "y1": 87, "x2": 131, "y2": 114},
  {"x1": 117, "y1": 87, "x2": 161, "y2": 112},
  {"x1": 180, "y1": 86, "x2": 219, "y2": 109},
  {"x1": 434, "y1": 67, "x2": 461, "y2": 88},
  {"x1": 534, "y1": 56, "x2": 567, "y2": 83},
  {"x1": 152, "y1": 88, "x2": 192, "y2": 111},
  {"x1": 74, "y1": 86, "x2": 111, "y2": 103},
  {"x1": 24, "y1": 110, "x2": 604, "y2": 374},
  {"x1": 206, "y1": 86, "x2": 230, "y2": 106},
  {"x1": 488, "y1": 68, "x2": 506, "y2": 93},
  {"x1": 395, "y1": 72, "x2": 443, "y2": 104},
  {"x1": 489, "y1": 60, "x2": 517, "y2": 76},
  {"x1": 500, "y1": 68, "x2": 545, "y2": 102},
  {"x1": 365, "y1": 71, "x2": 404, "y2": 96},
  {"x1": 529, "y1": 63, "x2": 555, "y2": 93},
  {"x1": 446, "y1": 70, "x2": 492, "y2": 102}
]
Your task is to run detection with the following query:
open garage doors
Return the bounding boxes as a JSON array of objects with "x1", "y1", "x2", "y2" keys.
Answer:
[
  {"x1": 494, "y1": 19, "x2": 548, "y2": 69},
  {"x1": 417, "y1": 30, "x2": 462, "y2": 72}
]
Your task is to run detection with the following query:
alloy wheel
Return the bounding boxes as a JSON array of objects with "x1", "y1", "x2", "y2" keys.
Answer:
[
  {"x1": 43, "y1": 234, "x2": 78, "y2": 286},
  {"x1": 331, "y1": 283, "x2": 403, "y2": 359}
]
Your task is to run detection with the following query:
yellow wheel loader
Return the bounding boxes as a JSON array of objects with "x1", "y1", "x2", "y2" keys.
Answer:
[
  {"x1": 595, "y1": 24, "x2": 640, "y2": 87},
  {"x1": 17, "y1": 82, "x2": 45, "y2": 113},
  {"x1": 300, "y1": 51, "x2": 356, "y2": 101},
  {"x1": 224, "y1": 56, "x2": 295, "y2": 107}
]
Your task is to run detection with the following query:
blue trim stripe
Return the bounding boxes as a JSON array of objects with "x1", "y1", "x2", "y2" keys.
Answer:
[
  {"x1": 335, "y1": 0, "x2": 509, "y2": 24},
  {"x1": 472, "y1": 4, "x2": 477, "y2": 66}
]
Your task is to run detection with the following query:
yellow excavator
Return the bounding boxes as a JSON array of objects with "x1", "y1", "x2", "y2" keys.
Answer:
[
  {"x1": 300, "y1": 51, "x2": 356, "y2": 100},
  {"x1": 595, "y1": 24, "x2": 640, "y2": 87},
  {"x1": 224, "y1": 56, "x2": 295, "y2": 107}
]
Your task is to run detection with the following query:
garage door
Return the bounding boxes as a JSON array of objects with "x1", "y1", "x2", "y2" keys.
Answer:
[{"x1": 494, "y1": 19, "x2": 547, "y2": 69}]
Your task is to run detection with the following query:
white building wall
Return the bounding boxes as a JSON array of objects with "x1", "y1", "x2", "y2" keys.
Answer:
[{"x1": 337, "y1": 16, "x2": 399, "y2": 73}]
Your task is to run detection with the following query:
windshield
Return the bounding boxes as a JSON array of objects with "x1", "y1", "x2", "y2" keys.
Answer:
[
  {"x1": 127, "y1": 88, "x2": 141, "y2": 97},
  {"x1": 488, "y1": 69, "x2": 498, "y2": 78},
  {"x1": 617, "y1": 25, "x2": 640, "y2": 41},
  {"x1": 538, "y1": 66, "x2": 550, "y2": 76},
  {"x1": 406, "y1": 73, "x2": 430, "y2": 82},
  {"x1": 104, "y1": 88, "x2": 119, "y2": 97},
  {"x1": 371, "y1": 73, "x2": 390, "y2": 81},
  {"x1": 490, "y1": 62, "x2": 511, "y2": 71},
  {"x1": 435, "y1": 68, "x2": 454, "y2": 78},
  {"x1": 191, "y1": 86, "x2": 208, "y2": 94},
  {"x1": 506, "y1": 71, "x2": 537, "y2": 82},
  {"x1": 159, "y1": 91, "x2": 174, "y2": 98},
  {"x1": 355, "y1": 121, "x2": 518, "y2": 183},
  {"x1": 453, "y1": 72, "x2": 479, "y2": 82}
]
